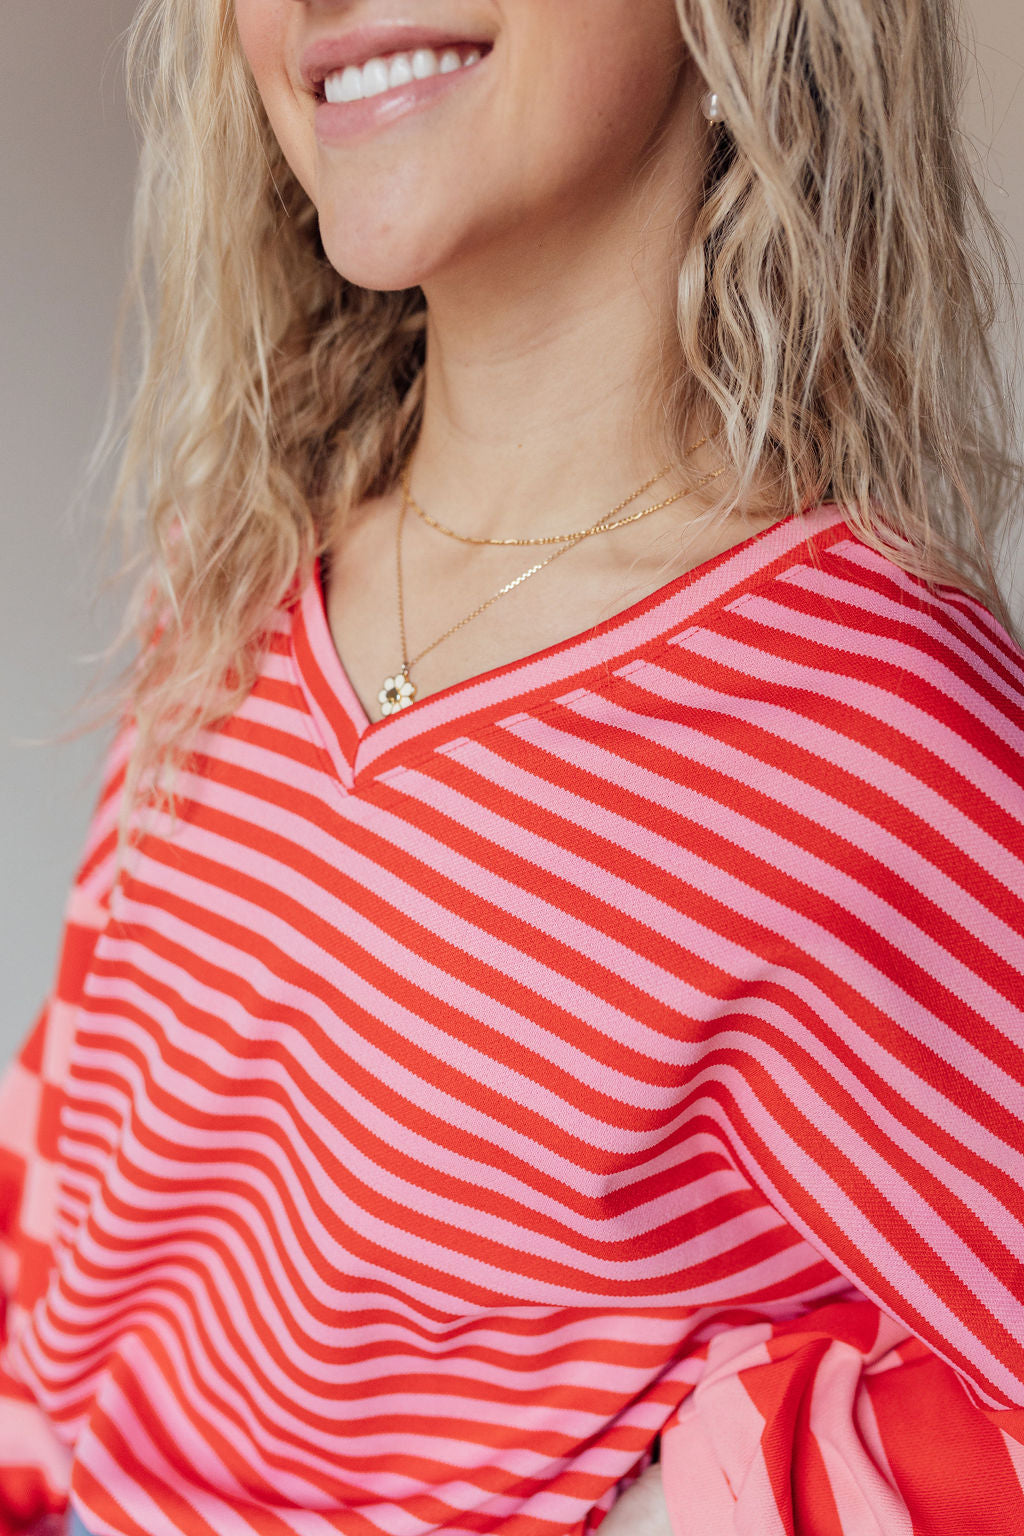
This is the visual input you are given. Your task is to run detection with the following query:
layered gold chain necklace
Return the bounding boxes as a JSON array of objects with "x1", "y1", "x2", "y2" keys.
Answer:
[{"x1": 378, "y1": 440, "x2": 723, "y2": 717}]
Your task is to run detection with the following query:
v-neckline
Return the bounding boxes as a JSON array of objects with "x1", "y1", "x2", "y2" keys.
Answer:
[{"x1": 289, "y1": 506, "x2": 846, "y2": 790}]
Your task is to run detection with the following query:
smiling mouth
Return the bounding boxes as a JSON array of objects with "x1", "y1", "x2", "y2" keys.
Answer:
[{"x1": 317, "y1": 44, "x2": 490, "y2": 105}]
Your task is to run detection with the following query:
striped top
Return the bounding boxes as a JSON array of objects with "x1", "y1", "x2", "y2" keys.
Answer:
[{"x1": 1, "y1": 506, "x2": 1023, "y2": 1536}]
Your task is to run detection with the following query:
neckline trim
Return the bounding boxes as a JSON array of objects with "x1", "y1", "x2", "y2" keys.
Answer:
[{"x1": 291, "y1": 505, "x2": 848, "y2": 787}]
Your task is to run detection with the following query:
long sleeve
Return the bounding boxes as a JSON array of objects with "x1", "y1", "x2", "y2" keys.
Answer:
[
  {"x1": 0, "y1": 745, "x2": 123, "y2": 1532},
  {"x1": 654, "y1": 554, "x2": 1024, "y2": 1534}
]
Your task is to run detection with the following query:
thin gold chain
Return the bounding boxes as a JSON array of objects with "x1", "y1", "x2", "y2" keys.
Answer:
[
  {"x1": 402, "y1": 437, "x2": 709, "y2": 547},
  {"x1": 380, "y1": 459, "x2": 727, "y2": 715},
  {"x1": 398, "y1": 503, "x2": 590, "y2": 680}
]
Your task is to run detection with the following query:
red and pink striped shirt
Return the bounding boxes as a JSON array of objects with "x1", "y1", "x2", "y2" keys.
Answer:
[{"x1": 1, "y1": 507, "x2": 1023, "y2": 1535}]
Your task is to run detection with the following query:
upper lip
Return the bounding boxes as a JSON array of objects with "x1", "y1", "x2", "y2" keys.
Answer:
[{"x1": 300, "y1": 24, "x2": 493, "y2": 91}]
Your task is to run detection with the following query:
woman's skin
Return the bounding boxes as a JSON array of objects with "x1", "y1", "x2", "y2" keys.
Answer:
[{"x1": 237, "y1": 0, "x2": 774, "y2": 723}]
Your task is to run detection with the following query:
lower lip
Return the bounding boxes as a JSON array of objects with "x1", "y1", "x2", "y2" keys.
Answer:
[{"x1": 314, "y1": 55, "x2": 489, "y2": 145}]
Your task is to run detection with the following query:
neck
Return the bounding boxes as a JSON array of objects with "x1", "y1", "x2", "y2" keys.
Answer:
[{"x1": 407, "y1": 156, "x2": 699, "y2": 540}]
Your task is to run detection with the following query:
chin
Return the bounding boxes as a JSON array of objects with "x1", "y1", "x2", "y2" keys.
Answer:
[{"x1": 316, "y1": 206, "x2": 451, "y2": 294}]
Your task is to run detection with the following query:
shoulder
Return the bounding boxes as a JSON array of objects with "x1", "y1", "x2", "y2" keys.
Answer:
[
  {"x1": 693, "y1": 512, "x2": 1024, "y2": 788},
  {"x1": 638, "y1": 515, "x2": 1024, "y2": 934}
]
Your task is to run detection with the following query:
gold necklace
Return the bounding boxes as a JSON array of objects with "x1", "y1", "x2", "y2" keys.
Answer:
[
  {"x1": 378, "y1": 459, "x2": 726, "y2": 717},
  {"x1": 402, "y1": 438, "x2": 708, "y2": 547}
]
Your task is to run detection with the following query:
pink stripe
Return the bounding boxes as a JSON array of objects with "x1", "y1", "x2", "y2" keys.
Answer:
[
  {"x1": 734, "y1": 589, "x2": 1024, "y2": 755},
  {"x1": 630, "y1": 654, "x2": 1024, "y2": 894},
  {"x1": 830, "y1": 541, "x2": 1022, "y2": 672},
  {"x1": 808, "y1": 1344, "x2": 914, "y2": 1535},
  {"x1": 391, "y1": 749, "x2": 1024, "y2": 1104},
  {"x1": 778, "y1": 560, "x2": 1024, "y2": 724},
  {"x1": 677, "y1": 623, "x2": 1024, "y2": 800},
  {"x1": 558, "y1": 685, "x2": 1019, "y2": 956},
  {"x1": 68, "y1": 991, "x2": 796, "y2": 1297},
  {"x1": 490, "y1": 709, "x2": 1023, "y2": 1011},
  {"x1": 141, "y1": 773, "x2": 727, "y2": 1085}
]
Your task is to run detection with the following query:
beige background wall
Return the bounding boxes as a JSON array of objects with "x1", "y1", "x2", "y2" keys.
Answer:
[{"x1": 2, "y1": 0, "x2": 1023, "y2": 1054}]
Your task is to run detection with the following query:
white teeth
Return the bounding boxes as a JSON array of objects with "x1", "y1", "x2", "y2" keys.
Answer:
[
  {"x1": 388, "y1": 52, "x2": 414, "y2": 89},
  {"x1": 411, "y1": 48, "x2": 439, "y2": 80},
  {"x1": 361, "y1": 56, "x2": 391, "y2": 97},
  {"x1": 326, "y1": 64, "x2": 363, "y2": 103},
  {"x1": 322, "y1": 45, "x2": 484, "y2": 105}
]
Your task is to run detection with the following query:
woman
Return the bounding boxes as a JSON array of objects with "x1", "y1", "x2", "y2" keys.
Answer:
[{"x1": 1, "y1": 0, "x2": 1022, "y2": 1532}]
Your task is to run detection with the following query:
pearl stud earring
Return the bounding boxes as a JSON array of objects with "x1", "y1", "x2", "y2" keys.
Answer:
[{"x1": 701, "y1": 91, "x2": 724, "y2": 124}]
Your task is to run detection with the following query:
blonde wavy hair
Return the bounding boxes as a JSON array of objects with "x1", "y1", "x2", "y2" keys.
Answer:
[{"x1": 106, "y1": 0, "x2": 1020, "y2": 797}]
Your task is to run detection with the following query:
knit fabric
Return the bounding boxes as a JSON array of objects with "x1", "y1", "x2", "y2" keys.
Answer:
[{"x1": 1, "y1": 507, "x2": 1022, "y2": 1536}]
